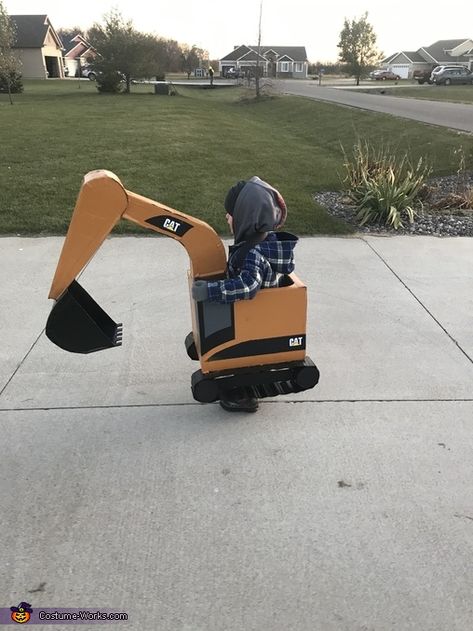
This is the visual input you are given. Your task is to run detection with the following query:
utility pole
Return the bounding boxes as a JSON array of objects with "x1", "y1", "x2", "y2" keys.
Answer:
[{"x1": 255, "y1": 0, "x2": 262, "y2": 98}]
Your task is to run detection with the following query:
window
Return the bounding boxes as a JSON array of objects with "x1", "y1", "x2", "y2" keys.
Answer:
[
  {"x1": 280, "y1": 61, "x2": 289, "y2": 72},
  {"x1": 295, "y1": 62, "x2": 303, "y2": 72}
]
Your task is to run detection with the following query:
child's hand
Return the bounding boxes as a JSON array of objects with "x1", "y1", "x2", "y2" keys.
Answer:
[{"x1": 192, "y1": 280, "x2": 209, "y2": 302}]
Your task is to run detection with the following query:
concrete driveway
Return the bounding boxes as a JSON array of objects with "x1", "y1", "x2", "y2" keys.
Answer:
[
  {"x1": 280, "y1": 80, "x2": 473, "y2": 133},
  {"x1": 1, "y1": 235, "x2": 472, "y2": 630}
]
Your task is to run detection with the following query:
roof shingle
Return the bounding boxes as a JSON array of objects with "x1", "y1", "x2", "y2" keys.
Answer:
[
  {"x1": 10, "y1": 15, "x2": 51, "y2": 48},
  {"x1": 221, "y1": 45, "x2": 307, "y2": 62}
]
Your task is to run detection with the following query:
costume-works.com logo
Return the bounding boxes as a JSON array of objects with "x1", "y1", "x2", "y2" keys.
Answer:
[{"x1": 10, "y1": 602, "x2": 32, "y2": 624}]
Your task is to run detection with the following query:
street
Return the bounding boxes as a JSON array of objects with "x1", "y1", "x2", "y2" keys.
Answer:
[{"x1": 280, "y1": 79, "x2": 473, "y2": 133}]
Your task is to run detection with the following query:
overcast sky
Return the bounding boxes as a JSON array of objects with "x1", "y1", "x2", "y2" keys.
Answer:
[{"x1": 5, "y1": 0, "x2": 473, "y2": 62}]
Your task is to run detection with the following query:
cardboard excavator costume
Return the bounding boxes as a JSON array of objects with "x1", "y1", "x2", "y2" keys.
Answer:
[{"x1": 46, "y1": 170, "x2": 319, "y2": 405}]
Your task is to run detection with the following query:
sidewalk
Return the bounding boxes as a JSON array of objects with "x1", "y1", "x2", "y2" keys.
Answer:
[{"x1": 1, "y1": 235, "x2": 472, "y2": 630}]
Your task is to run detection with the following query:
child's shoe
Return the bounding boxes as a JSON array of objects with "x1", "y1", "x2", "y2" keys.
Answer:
[{"x1": 219, "y1": 388, "x2": 259, "y2": 413}]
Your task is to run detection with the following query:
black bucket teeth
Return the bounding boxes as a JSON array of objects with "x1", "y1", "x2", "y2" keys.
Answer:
[{"x1": 113, "y1": 324, "x2": 123, "y2": 346}]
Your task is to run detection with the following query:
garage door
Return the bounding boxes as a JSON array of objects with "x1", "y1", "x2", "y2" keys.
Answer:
[{"x1": 389, "y1": 64, "x2": 410, "y2": 79}]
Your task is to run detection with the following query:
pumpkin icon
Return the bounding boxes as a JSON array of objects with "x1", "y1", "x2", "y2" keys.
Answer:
[{"x1": 10, "y1": 602, "x2": 32, "y2": 624}]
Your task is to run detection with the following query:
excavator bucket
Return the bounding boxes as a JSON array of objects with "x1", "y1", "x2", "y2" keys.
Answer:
[{"x1": 46, "y1": 280, "x2": 122, "y2": 354}]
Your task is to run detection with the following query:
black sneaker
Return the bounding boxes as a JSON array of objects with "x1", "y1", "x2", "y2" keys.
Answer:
[{"x1": 219, "y1": 389, "x2": 259, "y2": 413}]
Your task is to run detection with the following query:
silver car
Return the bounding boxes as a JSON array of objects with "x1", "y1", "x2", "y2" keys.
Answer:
[{"x1": 431, "y1": 66, "x2": 473, "y2": 85}]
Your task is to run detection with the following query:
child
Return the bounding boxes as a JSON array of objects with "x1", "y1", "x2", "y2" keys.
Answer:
[{"x1": 192, "y1": 176, "x2": 298, "y2": 413}]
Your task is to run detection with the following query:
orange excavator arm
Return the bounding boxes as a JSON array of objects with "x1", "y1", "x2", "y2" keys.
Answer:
[
  {"x1": 46, "y1": 170, "x2": 227, "y2": 353},
  {"x1": 49, "y1": 170, "x2": 226, "y2": 300}
]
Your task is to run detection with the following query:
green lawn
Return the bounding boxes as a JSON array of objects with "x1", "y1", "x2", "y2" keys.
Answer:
[
  {"x1": 1, "y1": 79, "x2": 472, "y2": 235},
  {"x1": 367, "y1": 85, "x2": 473, "y2": 104}
]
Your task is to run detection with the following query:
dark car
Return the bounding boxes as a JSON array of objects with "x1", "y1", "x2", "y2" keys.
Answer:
[
  {"x1": 369, "y1": 69, "x2": 401, "y2": 81},
  {"x1": 413, "y1": 66, "x2": 436, "y2": 84},
  {"x1": 432, "y1": 66, "x2": 473, "y2": 85}
]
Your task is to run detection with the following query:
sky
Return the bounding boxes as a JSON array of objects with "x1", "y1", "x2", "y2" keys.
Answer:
[{"x1": 4, "y1": 0, "x2": 473, "y2": 63}]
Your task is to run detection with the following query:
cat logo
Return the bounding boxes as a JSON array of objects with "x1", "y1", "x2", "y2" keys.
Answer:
[
  {"x1": 163, "y1": 218, "x2": 181, "y2": 233},
  {"x1": 146, "y1": 215, "x2": 193, "y2": 237},
  {"x1": 289, "y1": 336, "x2": 303, "y2": 347}
]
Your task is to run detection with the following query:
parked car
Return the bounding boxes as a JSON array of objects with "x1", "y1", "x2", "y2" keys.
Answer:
[
  {"x1": 79, "y1": 65, "x2": 126, "y2": 83},
  {"x1": 430, "y1": 65, "x2": 465, "y2": 81},
  {"x1": 226, "y1": 68, "x2": 240, "y2": 78},
  {"x1": 369, "y1": 69, "x2": 401, "y2": 81},
  {"x1": 413, "y1": 66, "x2": 436, "y2": 84},
  {"x1": 432, "y1": 66, "x2": 473, "y2": 85},
  {"x1": 79, "y1": 65, "x2": 97, "y2": 80}
]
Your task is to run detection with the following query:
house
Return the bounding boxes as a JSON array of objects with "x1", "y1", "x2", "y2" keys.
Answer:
[
  {"x1": 62, "y1": 33, "x2": 97, "y2": 78},
  {"x1": 10, "y1": 14, "x2": 65, "y2": 79},
  {"x1": 219, "y1": 45, "x2": 308, "y2": 78},
  {"x1": 382, "y1": 39, "x2": 473, "y2": 79}
]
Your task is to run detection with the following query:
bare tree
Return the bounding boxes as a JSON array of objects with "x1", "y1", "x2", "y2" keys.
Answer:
[{"x1": 255, "y1": 0, "x2": 263, "y2": 98}]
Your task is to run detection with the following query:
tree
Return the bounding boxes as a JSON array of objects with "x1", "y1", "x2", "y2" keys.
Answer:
[
  {"x1": 159, "y1": 38, "x2": 183, "y2": 73},
  {"x1": 181, "y1": 44, "x2": 204, "y2": 78},
  {"x1": 337, "y1": 12, "x2": 381, "y2": 86},
  {"x1": 0, "y1": 0, "x2": 22, "y2": 104},
  {"x1": 57, "y1": 27, "x2": 86, "y2": 48},
  {"x1": 255, "y1": 0, "x2": 263, "y2": 98},
  {"x1": 88, "y1": 10, "x2": 159, "y2": 93}
]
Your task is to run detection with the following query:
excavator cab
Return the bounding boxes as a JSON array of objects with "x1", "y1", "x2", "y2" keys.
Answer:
[{"x1": 46, "y1": 170, "x2": 319, "y2": 402}]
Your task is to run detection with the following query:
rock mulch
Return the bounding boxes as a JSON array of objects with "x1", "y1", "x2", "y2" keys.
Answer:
[{"x1": 315, "y1": 172, "x2": 473, "y2": 237}]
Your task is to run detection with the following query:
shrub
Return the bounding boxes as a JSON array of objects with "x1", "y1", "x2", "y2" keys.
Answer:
[
  {"x1": 95, "y1": 70, "x2": 124, "y2": 93},
  {"x1": 341, "y1": 140, "x2": 432, "y2": 229},
  {"x1": 419, "y1": 145, "x2": 473, "y2": 212},
  {"x1": 0, "y1": 71, "x2": 23, "y2": 93},
  {"x1": 432, "y1": 189, "x2": 473, "y2": 210}
]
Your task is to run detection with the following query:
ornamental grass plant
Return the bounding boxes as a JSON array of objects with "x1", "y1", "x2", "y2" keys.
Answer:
[{"x1": 341, "y1": 140, "x2": 432, "y2": 229}]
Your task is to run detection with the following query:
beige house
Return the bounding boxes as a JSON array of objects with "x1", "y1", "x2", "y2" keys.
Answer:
[
  {"x1": 220, "y1": 45, "x2": 308, "y2": 79},
  {"x1": 62, "y1": 33, "x2": 96, "y2": 78},
  {"x1": 10, "y1": 14, "x2": 65, "y2": 79}
]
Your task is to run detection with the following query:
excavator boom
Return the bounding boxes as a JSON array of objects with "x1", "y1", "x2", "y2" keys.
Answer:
[{"x1": 46, "y1": 170, "x2": 226, "y2": 353}]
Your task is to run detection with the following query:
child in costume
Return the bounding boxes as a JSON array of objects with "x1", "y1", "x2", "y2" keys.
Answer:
[{"x1": 192, "y1": 176, "x2": 298, "y2": 412}]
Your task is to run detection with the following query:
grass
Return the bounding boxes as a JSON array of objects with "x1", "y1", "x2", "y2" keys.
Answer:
[
  {"x1": 1, "y1": 79, "x2": 473, "y2": 235},
  {"x1": 368, "y1": 85, "x2": 473, "y2": 104}
]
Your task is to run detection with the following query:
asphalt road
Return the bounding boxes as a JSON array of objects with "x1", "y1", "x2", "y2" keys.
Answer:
[
  {"x1": 1, "y1": 235, "x2": 473, "y2": 630},
  {"x1": 280, "y1": 80, "x2": 473, "y2": 133}
]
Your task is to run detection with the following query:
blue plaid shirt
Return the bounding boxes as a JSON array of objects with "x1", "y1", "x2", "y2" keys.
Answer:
[{"x1": 207, "y1": 232, "x2": 298, "y2": 304}]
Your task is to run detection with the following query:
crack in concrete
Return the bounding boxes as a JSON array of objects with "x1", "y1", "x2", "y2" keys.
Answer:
[
  {"x1": 1, "y1": 398, "x2": 472, "y2": 413},
  {"x1": 362, "y1": 238, "x2": 473, "y2": 366},
  {"x1": 0, "y1": 328, "x2": 45, "y2": 399}
]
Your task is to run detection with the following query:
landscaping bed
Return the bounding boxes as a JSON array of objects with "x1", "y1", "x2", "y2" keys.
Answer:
[{"x1": 315, "y1": 172, "x2": 473, "y2": 236}]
